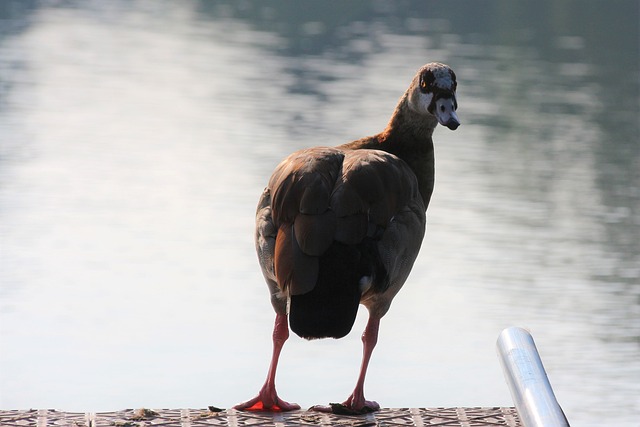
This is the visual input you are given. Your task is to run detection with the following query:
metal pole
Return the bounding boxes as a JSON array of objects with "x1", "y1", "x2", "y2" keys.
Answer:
[{"x1": 496, "y1": 327, "x2": 570, "y2": 427}]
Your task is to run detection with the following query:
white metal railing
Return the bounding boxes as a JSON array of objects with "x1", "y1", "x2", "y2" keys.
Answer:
[{"x1": 496, "y1": 327, "x2": 570, "y2": 427}]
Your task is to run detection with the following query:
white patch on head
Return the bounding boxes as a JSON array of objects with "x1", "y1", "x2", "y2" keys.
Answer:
[
  {"x1": 410, "y1": 90, "x2": 433, "y2": 115},
  {"x1": 431, "y1": 65, "x2": 453, "y2": 90}
]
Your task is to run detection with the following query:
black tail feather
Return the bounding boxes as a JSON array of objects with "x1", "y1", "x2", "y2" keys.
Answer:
[{"x1": 289, "y1": 238, "x2": 387, "y2": 339}]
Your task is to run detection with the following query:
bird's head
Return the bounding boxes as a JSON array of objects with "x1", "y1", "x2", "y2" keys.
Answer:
[{"x1": 408, "y1": 62, "x2": 460, "y2": 131}]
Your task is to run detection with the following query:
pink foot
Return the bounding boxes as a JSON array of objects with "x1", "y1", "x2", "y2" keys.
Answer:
[
  {"x1": 234, "y1": 390, "x2": 300, "y2": 412},
  {"x1": 342, "y1": 394, "x2": 380, "y2": 412},
  {"x1": 310, "y1": 395, "x2": 380, "y2": 415}
]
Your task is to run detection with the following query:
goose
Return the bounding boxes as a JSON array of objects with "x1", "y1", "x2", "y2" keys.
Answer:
[{"x1": 234, "y1": 62, "x2": 460, "y2": 413}]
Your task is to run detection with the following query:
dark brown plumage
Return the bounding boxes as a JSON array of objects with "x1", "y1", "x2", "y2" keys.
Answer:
[{"x1": 235, "y1": 62, "x2": 460, "y2": 413}]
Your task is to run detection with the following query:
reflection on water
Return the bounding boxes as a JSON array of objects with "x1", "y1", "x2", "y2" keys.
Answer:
[{"x1": 0, "y1": 1, "x2": 638, "y2": 425}]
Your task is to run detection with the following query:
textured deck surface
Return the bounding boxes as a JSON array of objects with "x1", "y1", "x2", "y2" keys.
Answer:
[{"x1": 0, "y1": 407, "x2": 521, "y2": 426}]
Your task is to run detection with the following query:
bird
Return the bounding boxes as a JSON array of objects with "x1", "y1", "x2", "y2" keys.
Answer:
[{"x1": 234, "y1": 62, "x2": 460, "y2": 413}]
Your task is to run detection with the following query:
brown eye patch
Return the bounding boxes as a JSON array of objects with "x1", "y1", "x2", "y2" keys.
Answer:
[{"x1": 419, "y1": 70, "x2": 436, "y2": 93}]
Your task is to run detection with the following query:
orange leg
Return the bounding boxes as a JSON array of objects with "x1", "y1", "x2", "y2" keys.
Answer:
[{"x1": 234, "y1": 313, "x2": 300, "y2": 412}]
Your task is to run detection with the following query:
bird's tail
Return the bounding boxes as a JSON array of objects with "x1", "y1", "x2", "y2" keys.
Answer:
[
  {"x1": 288, "y1": 238, "x2": 387, "y2": 339},
  {"x1": 289, "y1": 242, "x2": 362, "y2": 340}
]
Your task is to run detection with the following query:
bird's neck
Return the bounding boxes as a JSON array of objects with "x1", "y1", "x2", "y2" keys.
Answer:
[
  {"x1": 340, "y1": 94, "x2": 437, "y2": 209},
  {"x1": 381, "y1": 93, "x2": 439, "y2": 142}
]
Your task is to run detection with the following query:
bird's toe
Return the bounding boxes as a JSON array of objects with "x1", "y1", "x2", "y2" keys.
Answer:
[{"x1": 310, "y1": 400, "x2": 379, "y2": 415}]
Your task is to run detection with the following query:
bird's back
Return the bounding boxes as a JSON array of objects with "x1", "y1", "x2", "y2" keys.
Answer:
[{"x1": 255, "y1": 146, "x2": 426, "y2": 339}]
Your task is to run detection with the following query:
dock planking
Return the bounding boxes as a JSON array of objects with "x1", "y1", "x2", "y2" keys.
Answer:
[{"x1": 0, "y1": 407, "x2": 521, "y2": 426}]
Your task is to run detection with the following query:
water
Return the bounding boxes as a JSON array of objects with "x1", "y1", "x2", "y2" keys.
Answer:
[{"x1": 0, "y1": 1, "x2": 638, "y2": 425}]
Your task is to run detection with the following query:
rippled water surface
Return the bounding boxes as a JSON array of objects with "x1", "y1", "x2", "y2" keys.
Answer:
[{"x1": 1, "y1": 2, "x2": 638, "y2": 426}]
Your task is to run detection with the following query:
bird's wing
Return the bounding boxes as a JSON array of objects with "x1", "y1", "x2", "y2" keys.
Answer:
[
  {"x1": 255, "y1": 187, "x2": 277, "y2": 284},
  {"x1": 332, "y1": 150, "x2": 426, "y2": 300},
  {"x1": 257, "y1": 147, "x2": 344, "y2": 296},
  {"x1": 256, "y1": 147, "x2": 425, "y2": 302}
]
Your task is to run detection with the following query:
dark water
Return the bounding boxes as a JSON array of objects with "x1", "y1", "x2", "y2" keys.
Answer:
[{"x1": 0, "y1": 1, "x2": 638, "y2": 425}]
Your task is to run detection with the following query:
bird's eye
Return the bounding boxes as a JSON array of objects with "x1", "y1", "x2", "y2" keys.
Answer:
[
  {"x1": 420, "y1": 80, "x2": 427, "y2": 89},
  {"x1": 440, "y1": 105, "x2": 446, "y2": 113}
]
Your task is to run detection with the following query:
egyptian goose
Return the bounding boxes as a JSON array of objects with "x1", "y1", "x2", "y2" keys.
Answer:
[{"x1": 234, "y1": 62, "x2": 460, "y2": 413}]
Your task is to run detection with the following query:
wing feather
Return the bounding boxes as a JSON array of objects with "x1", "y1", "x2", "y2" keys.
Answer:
[{"x1": 257, "y1": 146, "x2": 426, "y2": 305}]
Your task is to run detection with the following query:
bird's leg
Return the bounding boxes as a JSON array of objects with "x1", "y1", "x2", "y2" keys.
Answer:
[
  {"x1": 234, "y1": 313, "x2": 300, "y2": 412},
  {"x1": 311, "y1": 315, "x2": 381, "y2": 414},
  {"x1": 342, "y1": 315, "x2": 381, "y2": 411}
]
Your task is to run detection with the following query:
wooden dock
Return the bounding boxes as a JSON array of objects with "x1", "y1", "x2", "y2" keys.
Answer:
[{"x1": 0, "y1": 407, "x2": 521, "y2": 426}]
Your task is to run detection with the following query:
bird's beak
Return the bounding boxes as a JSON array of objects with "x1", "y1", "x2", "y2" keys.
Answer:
[{"x1": 434, "y1": 97, "x2": 460, "y2": 131}]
